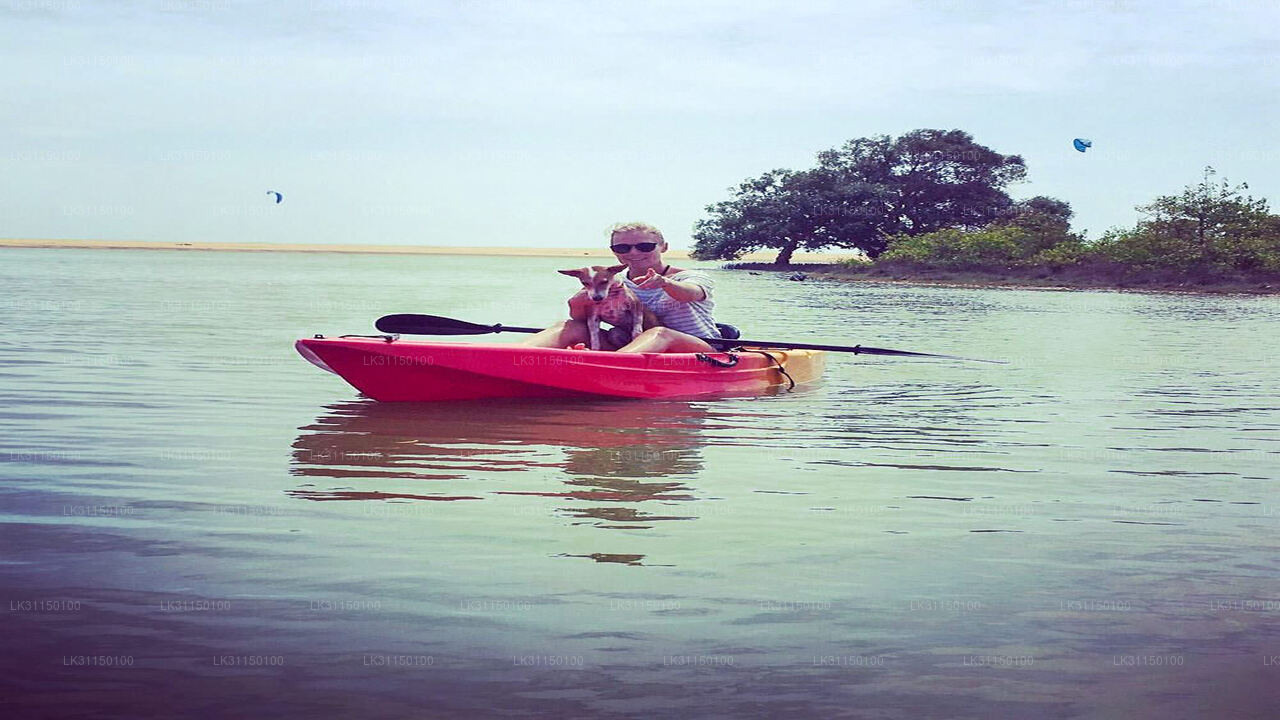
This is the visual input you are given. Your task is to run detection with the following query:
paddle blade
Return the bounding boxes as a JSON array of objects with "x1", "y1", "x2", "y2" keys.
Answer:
[
  {"x1": 375, "y1": 314, "x2": 500, "y2": 335},
  {"x1": 375, "y1": 314, "x2": 544, "y2": 336},
  {"x1": 851, "y1": 345, "x2": 1002, "y2": 363}
]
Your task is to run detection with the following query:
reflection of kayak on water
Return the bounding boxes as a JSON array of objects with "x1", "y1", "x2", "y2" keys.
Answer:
[
  {"x1": 288, "y1": 399, "x2": 710, "y2": 523},
  {"x1": 291, "y1": 399, "x2": 710, "y2": 481},
  {"x1": 285, "y1": 489, "x2": 481, "y2": 502},
  {"x1": 295, "y1": 337, "x2": 824, "y2": 401}
]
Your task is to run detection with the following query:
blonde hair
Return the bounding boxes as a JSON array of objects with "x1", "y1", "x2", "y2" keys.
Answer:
[{"x1": 608, "y1": 222, "x2": 664, "y2": 242}]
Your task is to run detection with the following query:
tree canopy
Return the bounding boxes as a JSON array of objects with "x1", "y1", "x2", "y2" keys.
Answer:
[{"x1": 692, "y1": 129, "x2": 1028, "y2": 264}]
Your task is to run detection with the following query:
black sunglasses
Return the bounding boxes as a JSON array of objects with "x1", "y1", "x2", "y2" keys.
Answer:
[{"x1": 610, "y1": 242, "x2": 659, "y2": 253}]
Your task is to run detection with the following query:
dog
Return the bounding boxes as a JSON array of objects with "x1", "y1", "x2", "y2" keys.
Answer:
[{"x1": 559, "y1": 264, "x2": 659, "y2": 350}]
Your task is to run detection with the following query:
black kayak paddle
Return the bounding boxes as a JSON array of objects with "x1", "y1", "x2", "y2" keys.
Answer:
[{"x1": 374, "y1": 314, "x2": 1005, "y2": 364}]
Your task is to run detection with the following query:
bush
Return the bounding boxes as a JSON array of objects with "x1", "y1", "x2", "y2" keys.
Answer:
[
  {"x1": 881, "y1": 226, "x2": 1033, "y2": 269},
  {"x1": 1223, "y1": 229, "x2": 1280, "y2": 272},
  {"x1": 1093, "y1": 222, "x2": 1280, "y2": 275},
  {"x1": 1028, "y1": 240, "x2": 1094, "y2": 268},
  {"x1": 1091, "y1": 168, "x2": 1280, "y2": 275},
  {"x1": 837, "y1": 255, "x2": 873, "y2": 268},
  {"x1": 1090, "y1": 228, "x2": 1199, "y2": 270}
]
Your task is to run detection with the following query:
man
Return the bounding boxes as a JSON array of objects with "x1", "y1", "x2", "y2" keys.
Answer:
[{"x1": 522, "y1": 222, "x2": 721, "y2": 353}]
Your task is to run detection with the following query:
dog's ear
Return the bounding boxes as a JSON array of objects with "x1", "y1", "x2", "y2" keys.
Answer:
[
  {"x1": 606, "y1": 263, "x2": 628, "y2": 274},
  {"x1": 558, "y1": 268, "x2": 589, "y2": 280}
]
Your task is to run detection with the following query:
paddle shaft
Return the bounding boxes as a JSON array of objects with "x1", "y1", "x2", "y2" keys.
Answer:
[{"x1": 703, "y1": 337, "x2": 958, "y2": 358}]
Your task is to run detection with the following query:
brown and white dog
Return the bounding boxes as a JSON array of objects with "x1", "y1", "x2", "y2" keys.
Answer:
[{"x1": 559, "y1": 264, "x2": 659, "y2": 350}]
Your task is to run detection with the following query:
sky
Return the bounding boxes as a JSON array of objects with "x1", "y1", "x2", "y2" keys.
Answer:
[{"x1": 3, "y1": 0, "x2": 1278, "y2": 249}]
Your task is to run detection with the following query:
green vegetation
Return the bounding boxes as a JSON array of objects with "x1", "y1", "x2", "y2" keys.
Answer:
[
  {"x1": 876, "y1": 196, "x2": 1079, "y2": 269},
  {"x1": 697, "y1": 126, "x2": 1280, "y2": 289},
  {"x1": 1092, "y1": 169, "x2": 1280, "y2": 275},
  {"x1": 875, "y1": 167, "x2": 1280, "y2": 285},
  {"x1": 692, "y1": 129, "x2": 1028, "y2": 265}
]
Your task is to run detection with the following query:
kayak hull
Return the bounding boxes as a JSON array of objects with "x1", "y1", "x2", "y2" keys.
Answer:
[{"x1": 295, "y1": 337, "x2": 824, "y2": 402}]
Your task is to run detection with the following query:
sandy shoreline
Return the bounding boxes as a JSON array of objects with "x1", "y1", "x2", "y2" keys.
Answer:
[{"x1": 0, "y1": 238, "x2": 851, "y2": 264}]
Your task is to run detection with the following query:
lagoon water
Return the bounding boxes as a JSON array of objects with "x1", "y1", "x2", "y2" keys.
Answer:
[{"x1": 2, "y1": 248, "x2": 1278, "y2": 718}]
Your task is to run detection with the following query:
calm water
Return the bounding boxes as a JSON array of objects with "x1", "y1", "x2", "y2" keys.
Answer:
[{"x1": 2, "y1": 248, "x2": 1278, "y2": 719}]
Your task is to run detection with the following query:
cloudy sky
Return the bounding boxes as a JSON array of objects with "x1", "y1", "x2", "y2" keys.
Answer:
[{"x1": 3, "y1": 0, "x2": 1277, "y2": 249}]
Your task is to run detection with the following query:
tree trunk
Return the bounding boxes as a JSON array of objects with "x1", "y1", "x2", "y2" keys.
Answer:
[{"x1": 775, "y1": 237, "x2": 801, "y2": 266}]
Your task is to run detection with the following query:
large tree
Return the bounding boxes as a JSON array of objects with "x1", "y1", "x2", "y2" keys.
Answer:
[
  {"x1": 690, "y1": 167, "x2": 889, "y2": 266},
  {"x1": 692, "y1": 129, "x2": 1028, "y2": 263}
]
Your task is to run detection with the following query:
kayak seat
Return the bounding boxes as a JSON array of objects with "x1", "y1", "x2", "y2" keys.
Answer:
[{"x1": 716, "y1": 323, "x2": 741, "y2": 340}]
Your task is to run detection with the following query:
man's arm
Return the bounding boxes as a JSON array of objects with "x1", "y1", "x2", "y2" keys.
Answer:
[
  {"x1": 659, "y1": 278, "x2": 707, "y2": 302},
  {"x1": 635, "y1": 269, "x2": 709, "y2": 302}
]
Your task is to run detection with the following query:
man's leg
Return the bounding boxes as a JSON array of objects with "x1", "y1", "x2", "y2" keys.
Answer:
[
  {"x1": 616, "y1": 327, "x2": 715, "y2": 353},
  {"x1": 519, "y1": 320, "x2": 589, "y2": 348}
]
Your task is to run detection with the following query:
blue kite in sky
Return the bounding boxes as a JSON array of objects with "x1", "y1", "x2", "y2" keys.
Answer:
[
  {"x1": 267, "y1": 191, "x2": 283, "y2": 204},
  {"x1": 1072, "y1": 138, "x2": 1092, "y2": 153}
]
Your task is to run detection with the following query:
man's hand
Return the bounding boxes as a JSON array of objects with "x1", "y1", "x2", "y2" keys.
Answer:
[{"x1": 634, "y1": 268, "x2": 669, "y2": 290}]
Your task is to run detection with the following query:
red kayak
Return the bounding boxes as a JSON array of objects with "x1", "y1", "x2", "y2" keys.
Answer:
[{"x1": 295, "y1": 336, "x2": 825, "y2": 401}]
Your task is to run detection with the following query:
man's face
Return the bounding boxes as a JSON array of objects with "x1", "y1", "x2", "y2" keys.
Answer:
[{"x1": 609, "y1": 230, "x2": 665, "y2": 262}]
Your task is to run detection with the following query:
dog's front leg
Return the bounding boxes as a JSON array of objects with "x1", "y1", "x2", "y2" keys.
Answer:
[
  {"x1": 630, "y1": 310, "x2": 644, "y2": 345},
  {"x1": 587, "y1": 314, "x2": 602, "y2": 351}
]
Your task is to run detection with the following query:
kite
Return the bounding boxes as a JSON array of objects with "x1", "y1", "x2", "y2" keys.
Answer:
[
  {"x1": 267, "y1": 191, "x2": 283, "y2": 204},
  {"x1": 1072, "y1": 138, "x2": 1092, "y2": 153}
]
